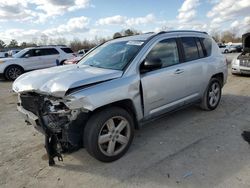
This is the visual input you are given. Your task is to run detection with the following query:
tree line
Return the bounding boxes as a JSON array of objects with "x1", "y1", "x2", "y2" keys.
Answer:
[{"x1": 0, "y1": 29, "x2": 245, "y2": 52}]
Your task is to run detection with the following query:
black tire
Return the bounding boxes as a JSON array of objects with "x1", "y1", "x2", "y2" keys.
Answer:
[
  {"x1": 84, "y1": 107, "x2": 134, "y2": 162},
  {"x1": 200, "y1": 78, "x2": 222, "y2": 111},
  {"x1": 60, "y1": 60, "x2": 66, "y2": 65},
  {"x1": 4, "y1": 65, "x2": 24, "y2": 81}
]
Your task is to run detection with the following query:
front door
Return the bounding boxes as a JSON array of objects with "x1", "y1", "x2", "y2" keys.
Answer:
[{"x1": 140, "y1": 38, "x2": 188, "y2": 117}]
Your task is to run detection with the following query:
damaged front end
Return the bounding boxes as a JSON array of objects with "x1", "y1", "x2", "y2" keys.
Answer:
[{"x1": 18, "y1": 92, "x2": 88, "y2": 166}]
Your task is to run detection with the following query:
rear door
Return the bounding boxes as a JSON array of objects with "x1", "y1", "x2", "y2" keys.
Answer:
[
  {"x1": 39, "y1": 48, "x2": 60, "y2": 68},
  {"x1": 179, "y1": 37, "x2": 207, "y2": 99},
  {"x1": 141, "y1": 38, "x2": 189, "y2": 117}
]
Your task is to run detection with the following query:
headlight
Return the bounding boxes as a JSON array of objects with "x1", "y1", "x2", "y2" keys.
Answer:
[{"x1": 232, "y1": 59, "x2": 239, "y2": 66}]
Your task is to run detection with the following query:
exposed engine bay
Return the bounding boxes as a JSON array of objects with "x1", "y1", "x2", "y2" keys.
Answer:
[{"x1": 18, "y1": 92, "x2": 88, "y2": 165}]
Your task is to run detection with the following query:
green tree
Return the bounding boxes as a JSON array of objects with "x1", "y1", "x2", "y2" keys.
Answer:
[
  {"x1": 0, "y1": 40, "x2": 6, "y2": 49},
  {"x1": 20, "y1": 42, "x2": 27, "y2": 48},
  {"x1": 8, "y1": 39, "x2": 18, "y2": 48},
  {"x1": 113, "y1": 32, "x2": 122, "y2": 39},
  {"x1": 124, "y1": 29, "x2": 134, "y2": 36}
]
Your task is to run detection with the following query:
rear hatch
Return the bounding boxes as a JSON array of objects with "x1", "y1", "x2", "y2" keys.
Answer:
[{"x1": 242, "y1": 33, "x2": 250, "y2": 52}]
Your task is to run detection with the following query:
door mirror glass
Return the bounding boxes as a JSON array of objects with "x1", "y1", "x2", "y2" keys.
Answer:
[
  {"x1": 141, "y1": 58, "x2": 162, "y2": 72},
  {"x1": 24, "y1": 54, "x2": 30, "y2": 58}
]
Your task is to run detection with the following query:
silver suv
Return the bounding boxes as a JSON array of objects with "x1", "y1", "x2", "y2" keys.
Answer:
[{"x1": 13, "y1": 30, "x2": 228, "y2": 165}]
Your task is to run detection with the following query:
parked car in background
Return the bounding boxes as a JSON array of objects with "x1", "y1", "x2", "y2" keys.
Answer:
[
  {"x1": 8, "y1": 49, "x2": 21, "y2": 57},
  {"x1": 0, "y1": 50, "x2": 8, "y2": 58},
  {"x1": 77, "y1": 49, "x2": 90, "y2": 56},
  {"x1": 218, "y1": 44, "x2": 227, "y2": 53},
  {"x1": 234, "y1": 45, "x2": 243, "y2": 52},
  {"x1": 232, "y1": 33, "x2": 250, "y2": 75},
  {"x1": 13, "y1": 30, "x2": 227, "y2": 165},
  {"x1": 223, "y1": 45, "x2": 237, "y2": 53},
  {"x1": 64, "y1": 56, "x2": 82, "y2": 65},
  {"x1": 0, "y1": 45, "x2": 75, "y2": 80}
]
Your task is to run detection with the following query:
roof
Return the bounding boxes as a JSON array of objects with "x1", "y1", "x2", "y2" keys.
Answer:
[{"x1": 111, "y1": 30, "x2": 208, "y2": 43}]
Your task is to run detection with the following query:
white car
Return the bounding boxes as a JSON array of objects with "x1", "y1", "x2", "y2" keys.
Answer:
[
  {"x1": 77, "y1": 49, "x2": 90, "y2": 56},
  {"x1": 0, "y1": 50, "x2": 8, "y2": 58},
  {"x1": 0, "y1": 46, "x2": 75, "y2": 80},
  {"x1": 218, "y1": 44, "x2": 227, "y2": 53},
  {"x1": 223, "y1": 45, "x2": 237, "y2": 53},
  {"x1": 8, "y1": 49, "x2": 21, "y2": 56}
]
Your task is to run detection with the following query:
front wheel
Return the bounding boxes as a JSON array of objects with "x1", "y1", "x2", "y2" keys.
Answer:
[
  {"x1": 4, "y1": 65, "x2": 24, "y2": 81},
  {"x1": 200, "y1": 78, "x2": 222, "y2": 110},
  {"x1": 84, "y1": 107, "x2": 134, "y2": 162}
]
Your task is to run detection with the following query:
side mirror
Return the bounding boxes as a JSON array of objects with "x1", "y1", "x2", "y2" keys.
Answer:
[
  {"x1": 24, "y1": 54, "x2": 30, "y2": 58},
  {"x1": 141, "y1": 58, "x2": 162, "y2": 72}
]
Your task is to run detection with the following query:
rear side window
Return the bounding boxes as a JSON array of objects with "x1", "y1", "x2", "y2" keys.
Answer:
[
  {"x1": 61, "y1": 47, "x2": 74, "y2": 53},
  {"x1": 146, "y1": 38, "x2": 180, "y2": 68},
  {"x1": 200, "y1": 38, "x2": 212, "y2": 56},
  {"x1": 41, "y1": 48, "x2": 59, "y2": 55},
  {"x1": 195, "y1": 38, "x2": 205, "y2": 58},
  {"x1": 181, "y1": 37, "x2": 199, "y2": 61}
]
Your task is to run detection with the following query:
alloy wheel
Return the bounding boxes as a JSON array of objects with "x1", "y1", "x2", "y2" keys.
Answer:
[
  {"x1": 208, "y1": 82, "x2": 221, "y2": 107},
  {"x1": 8, "y1": 67, "x2": 22, "y2": 80},
  {"x1": 98, "y1": 116, "x2": 131, "y2": 157}
]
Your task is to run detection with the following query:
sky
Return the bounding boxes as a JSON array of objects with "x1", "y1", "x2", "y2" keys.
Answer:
[{"x1": 1, "y1": 0, "x2": 250, "y2": 44}]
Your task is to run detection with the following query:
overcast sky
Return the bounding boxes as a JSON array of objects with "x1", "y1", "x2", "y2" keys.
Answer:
[{"x1": 1, "y1": 0, "x2": 250, "y2": 43}]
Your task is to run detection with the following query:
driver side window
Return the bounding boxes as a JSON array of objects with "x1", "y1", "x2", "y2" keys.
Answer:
[{"x1": 146, "y1": 38, "x2": 180, "y2": 68}]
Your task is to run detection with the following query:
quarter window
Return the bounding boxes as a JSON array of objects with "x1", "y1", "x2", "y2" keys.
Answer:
[
  {"x1": 195, "y1": 38, "x2": 205, "y2": 58},
  {"x1": 181, "y1": 37, "x2": 199, "y2": 61},
  {"x1": 200, "y1": 38, "x2": 212, "y2": 56},
  {"x1": 41, "y1": 48, "x2": 59, "y2": 55},
  {"x1": 61, "y1": 47, "x2": 74, "y2": 53},
  {"x1": 146, "y1": 38, "x2": 180, "y2": 68}
]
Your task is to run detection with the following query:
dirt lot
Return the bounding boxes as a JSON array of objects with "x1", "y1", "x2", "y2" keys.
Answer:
[{"x1": 1, "y1": 53, "x2": 250, "y2": 188}]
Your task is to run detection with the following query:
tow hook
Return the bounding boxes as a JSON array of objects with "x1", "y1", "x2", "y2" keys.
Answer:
[{"x1": 45, "y1": 134, "x2": 63, "y2": 166}]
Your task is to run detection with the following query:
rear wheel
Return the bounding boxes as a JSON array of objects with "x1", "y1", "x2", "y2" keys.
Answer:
[
  {"x1": 4, "y1": 65, "x2": 24, "y2": 81},
  {"x1": 84, "y1": 107, "x2": 134, "y2": 162},
  {"x1": 200, "y1": 78, "x2": 222, "y2": 110}
]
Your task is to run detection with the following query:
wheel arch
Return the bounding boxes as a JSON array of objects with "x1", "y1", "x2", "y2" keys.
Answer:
[
  {"x1": 60, "y1": 59, "x2": 66, "y2": 65},
  {"x1": 89, "y1": 99, "x2": 139, "y2": 130},
  {"x1": 211, "y1": 72, "x2": 224, "y2": 86},
  {"x1": 4, "y1": 64, "x2": 24, "y2": 73}
]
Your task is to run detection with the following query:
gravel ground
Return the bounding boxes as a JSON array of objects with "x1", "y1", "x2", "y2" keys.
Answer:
[{"x1": 1, "y1": 53, "x2": 250, "y2": 188}]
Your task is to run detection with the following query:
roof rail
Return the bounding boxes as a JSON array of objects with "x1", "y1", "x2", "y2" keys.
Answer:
[
  {"x1": 36, "y1": 45, "x2": 67, "y2": 47},
  {"x1": 143, "y1": 32, "x2": 155, "y2": 34},
  {"x1": 156, "y1": 30, "x2": 208, "y2": 35}
]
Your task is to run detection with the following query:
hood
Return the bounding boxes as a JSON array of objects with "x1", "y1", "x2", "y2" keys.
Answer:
[
  {"x1": 242, "y1": 32, "x2": 250, "y2": 52},
  {"x1": 13, "y1": 64, "x2": 123, "y2": 97},
  {"x1": 0, "y1": 57, "x2": 18, "y2": 62}
]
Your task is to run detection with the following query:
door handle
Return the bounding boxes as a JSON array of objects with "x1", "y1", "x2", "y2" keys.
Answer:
[{"x1": 174, "y1": 69, "x2": 184, "y2": 74}]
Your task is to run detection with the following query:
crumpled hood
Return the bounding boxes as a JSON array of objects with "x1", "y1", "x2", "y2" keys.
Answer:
[{"x1": 12, "y1": 64, "x2": 123, "y2": 97}]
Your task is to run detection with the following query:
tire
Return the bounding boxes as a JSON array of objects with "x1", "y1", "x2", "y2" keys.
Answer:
[
  {"x1": 60, "y1": 60, "x2": 66, "y2": 65},
  {"x1": 4, "y1": 65, "x2": 24, "y2": 81},
  {"x1": 200, "y1": 78, "x2": 222, "y2": 111},
  {"x1": 84, "y1": 107, "x2": 134, "y2": 162}
]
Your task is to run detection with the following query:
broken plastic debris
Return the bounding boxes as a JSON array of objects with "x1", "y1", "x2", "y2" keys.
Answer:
[{"x1": 183, "y1": 171, "x2": 193, "y2": 178}]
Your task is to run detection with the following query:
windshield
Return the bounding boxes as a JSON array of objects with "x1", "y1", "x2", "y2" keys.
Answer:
[
  {"x1": 78, "y1": 40, "x2": 143, "y2": 70},
  {"x1": 13, "y1": 49, "x2": 29, "y2": 58}
]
